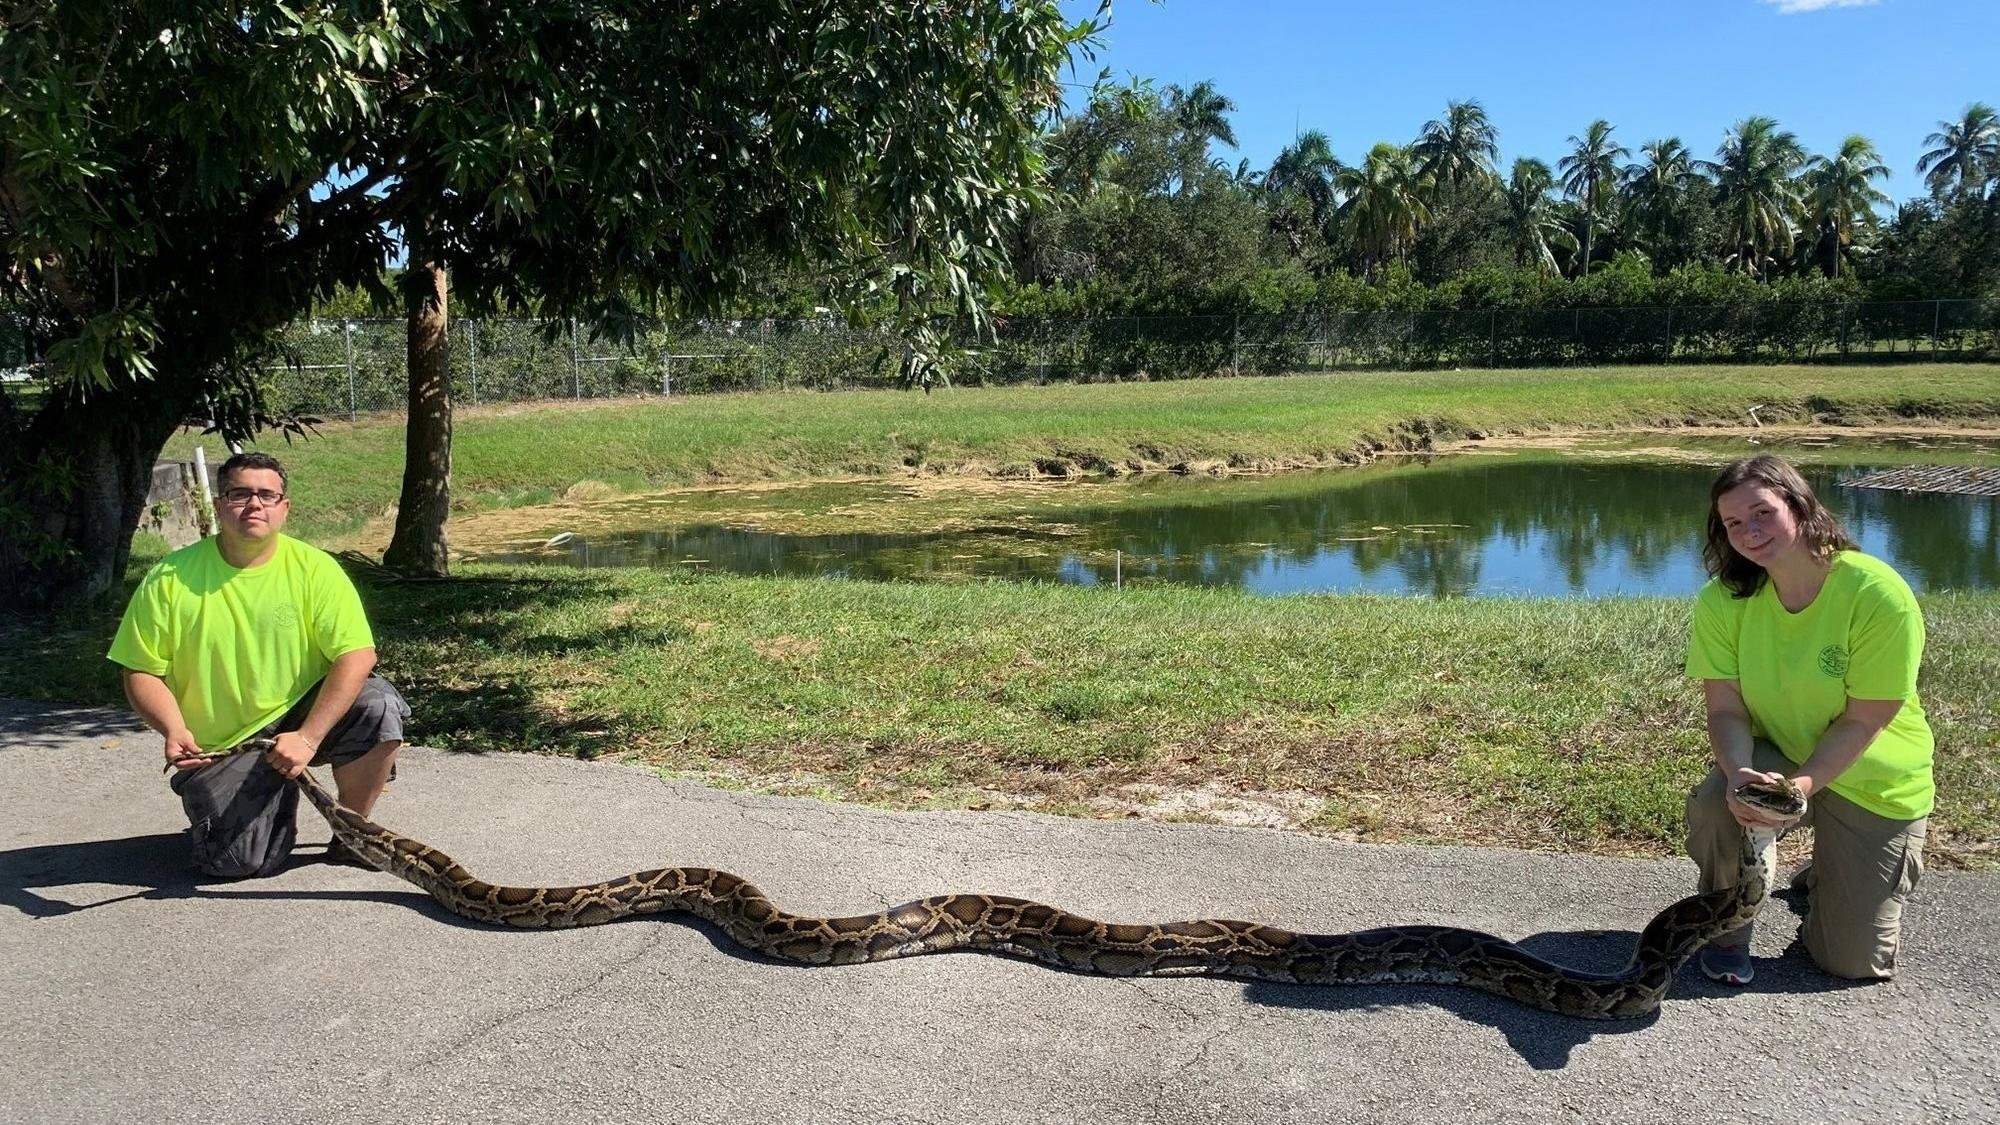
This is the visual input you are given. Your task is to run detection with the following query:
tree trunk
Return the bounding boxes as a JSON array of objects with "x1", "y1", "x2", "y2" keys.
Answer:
[
  {"x1": 1580, "y1": 200, "x2": 1594, "y2": 279},
  {"x1": 0, "y1": 383, "x2": 190, "y2": 614},
  {"x1": 381, "y1": 261, "x2": 452, "y2": 576}
]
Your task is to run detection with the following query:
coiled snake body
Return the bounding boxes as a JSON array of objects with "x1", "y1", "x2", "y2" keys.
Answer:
[{"x1": 289, "y1": 759, "x2": 1801, "y2": 1021}]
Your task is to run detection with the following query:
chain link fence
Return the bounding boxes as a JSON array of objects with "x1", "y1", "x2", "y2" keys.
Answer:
[{"x1": 4, "y1": 299, "x2": 1995, "y2": 420}]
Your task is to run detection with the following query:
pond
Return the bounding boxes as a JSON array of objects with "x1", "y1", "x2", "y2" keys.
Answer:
[{"x1": 468, "y1": 433, "x2": 2000, "y2": 597}]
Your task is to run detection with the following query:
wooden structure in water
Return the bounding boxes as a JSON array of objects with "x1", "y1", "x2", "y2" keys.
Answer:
[{"x1": 1841, "y1": 466, "x2": 2000, "y2": 497}]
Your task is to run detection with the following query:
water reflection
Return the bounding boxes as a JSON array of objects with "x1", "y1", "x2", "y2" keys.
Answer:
[{"x1": 479, "y1": 455, "x2": 2000, "y2": 597}]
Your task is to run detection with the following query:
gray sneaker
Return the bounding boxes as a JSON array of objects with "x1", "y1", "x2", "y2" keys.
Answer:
[
  {"x1": 1699, "y1": 940, "x2": 1755, "y2": 986},
  {"x1": 322, "y1": 838, "x2": 370, "y2": 869}
]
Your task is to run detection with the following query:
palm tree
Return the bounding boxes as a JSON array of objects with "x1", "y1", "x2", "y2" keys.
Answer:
[
  {"x1": 1916, "y1": 102, "x2": 2000, "y2": 201},
  {"x1": 1263, "y1": 130, "x2": 1341, "y2": 258},
  {"x1": 1702, "y1": 115, "x2": 1806, "y2": 279},
  {"x1": 1412, "y1": 99, "x2": 1500, "y2": 195},
  {"x1": 1502, "y1": 158, "x2": 1576, "y2": 276},
  {"x1": 1221, "y1": 157, "x2": 1262, "y2": 191},
  {"x1": 1165, "y1": 80, "x2": 1238, "y2": 195},
  {"x1": 1620, "y1": 138, "x2": 1705, "y2": 270},
  {"x1": 1801, "y1": 135, "x2": 1891, "y2": 278},
  {"x1": 1336, "y1": 142, "x2": 1432, "y2": 278},
  {"x1": 1558, "y1": 119, "x2": 1628, "y2": 277}
]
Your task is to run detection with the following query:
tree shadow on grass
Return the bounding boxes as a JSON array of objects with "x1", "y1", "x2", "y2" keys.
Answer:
[
  {"x1": 1, "y1": 565, "x2": 639, "y2": 734},
  {"x1": 1237, "y1": 898, "x2": 1873, "y2": 1070},
  {"x1": 362, "y1": 568, "x2": 682, "y2": 759}
]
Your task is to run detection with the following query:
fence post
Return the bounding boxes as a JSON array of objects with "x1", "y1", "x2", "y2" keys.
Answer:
[
  {"x1": 341, "y1": 320, "x2": 357, "y2": 423},
  {"x1": 467, "y1": 319, "x2": 479, "y2": 406},
  {"x1": 1572, "y1": 308, "x2": 1581, "y2": 364},
  {"x1": 1231, "y1": 312, "x2": 1240, "y2": 376},
  {"x1": 661, "y1": 353, "x2": 672, "y2": 397},
  {"x1": 1933, "y1": 299, "x2": 1942, "y2": 359},
  {"x1": 1488, "y1": 309, "x2": 1498, "y2": 368},
  {"x1": 569, "y1": 319, "x2": 582, "y2": 398},
  {"x1": 1662, "y1": 307, "x2": 1673, "y2": 364}
]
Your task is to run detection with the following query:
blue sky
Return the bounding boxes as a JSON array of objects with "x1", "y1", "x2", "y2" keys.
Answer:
[{"x1": 1059, "y1": 0, "x2": 1998, "y2": 202}]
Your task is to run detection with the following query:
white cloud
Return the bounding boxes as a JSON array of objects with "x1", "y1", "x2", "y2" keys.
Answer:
[{"x1": 1765, "y1": 0, "x2": 1880, "y2": 12}]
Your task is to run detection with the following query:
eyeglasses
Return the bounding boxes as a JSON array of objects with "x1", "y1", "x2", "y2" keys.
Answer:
[{"x1": 220, "y1": 488, "x2": 288, "y2": 507}]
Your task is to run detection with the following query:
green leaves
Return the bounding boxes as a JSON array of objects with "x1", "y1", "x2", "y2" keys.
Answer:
[
  {"x1": 43, "y1": 310, "x2": 159, "y2": 391},
  {"x1": 3, "y1": 0, "x2": 1086, "y2": 395}
]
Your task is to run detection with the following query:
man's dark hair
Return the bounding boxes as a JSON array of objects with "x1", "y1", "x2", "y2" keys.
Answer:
[{"x1": 217, "y1": 451, "x2": 288, "y2": 493}]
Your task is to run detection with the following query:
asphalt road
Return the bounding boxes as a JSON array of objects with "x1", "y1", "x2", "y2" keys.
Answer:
[{"x1": 4, "y1": 697, "x2": 1996, "y2": 1125}]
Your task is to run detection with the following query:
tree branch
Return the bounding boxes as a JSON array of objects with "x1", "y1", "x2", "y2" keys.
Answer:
[{"x1": 251, "y1": 136, "x2": 362, "y2": 229}]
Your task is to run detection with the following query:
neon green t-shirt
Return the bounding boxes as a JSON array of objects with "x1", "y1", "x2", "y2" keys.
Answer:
[
  {"x1": 107, "y1": 534, "x2": 375, "y2": 752},
  {"x1": 1685, "y1": 550, "x2": 1933, "y2": 820}
]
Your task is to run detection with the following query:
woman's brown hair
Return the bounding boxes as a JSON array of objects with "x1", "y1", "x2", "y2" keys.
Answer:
[{"x1": 1704, "y1": 454, "x2": 1857, "y2": 598}]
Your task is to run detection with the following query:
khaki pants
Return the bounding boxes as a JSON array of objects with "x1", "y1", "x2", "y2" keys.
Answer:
[{"x1": 1684, "y1": 740, "x2": 1926, "y2": 980}]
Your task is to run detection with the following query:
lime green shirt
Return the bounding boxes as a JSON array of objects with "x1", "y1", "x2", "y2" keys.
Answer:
[
  {"x1": 1685, "y1": 550, "x2": 1933, "y2": 820},
  {"x1": 107, "y1": 535, "x2": 375, "y2": 752}
]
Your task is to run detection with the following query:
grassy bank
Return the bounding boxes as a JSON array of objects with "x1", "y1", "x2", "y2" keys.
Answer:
[
  {"x1": 162, "y1": 362, "x2": 2000, "y2": 543},
  {"x1": 10, "y1": 562, "x2": 1996, "y2": 865}
]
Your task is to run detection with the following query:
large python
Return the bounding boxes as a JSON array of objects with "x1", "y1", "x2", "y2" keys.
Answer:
[{"x1": 276, "y1": 744, "x2": 1801, "y2": 1021}]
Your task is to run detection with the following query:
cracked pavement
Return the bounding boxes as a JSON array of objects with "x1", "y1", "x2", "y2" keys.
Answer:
[{"x1": 4, "y1": 697, "x2": 1998, "y2": 1125}]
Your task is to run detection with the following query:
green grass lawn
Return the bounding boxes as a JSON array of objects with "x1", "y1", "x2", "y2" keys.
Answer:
[
  {"x1": 21, "y1": 363, "x2": 1995, "y2": 864},
  {"x1": 10, "y1": 558, "x2": 1996, "y2": 865},
  {"x1": 162, "y1": 362, "x2": 2000, "y2": 543}
]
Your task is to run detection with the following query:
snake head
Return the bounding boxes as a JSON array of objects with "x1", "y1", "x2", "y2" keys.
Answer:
[{"x1": 1731, "y1": 776, "x2": 1807, "y2": 820}]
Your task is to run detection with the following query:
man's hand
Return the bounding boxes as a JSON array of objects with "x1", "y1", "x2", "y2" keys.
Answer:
[
  {"x1": 163, "y1": 728, "x2": 207, "y2": 771},
  {"x1": 263, "y1": 731, "x2": 318, "y2": 779},
  {"x1": 1725, "y1": 766, "x2": 1803, "y2": 829}
]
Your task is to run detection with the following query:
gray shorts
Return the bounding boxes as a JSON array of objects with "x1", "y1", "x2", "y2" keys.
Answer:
[
  {"x1": 258, "y1": 673, "x2": 411, "y2": 768},
  {"x1": 164, "y1": 676, "x2": 410, "y2": 877}
]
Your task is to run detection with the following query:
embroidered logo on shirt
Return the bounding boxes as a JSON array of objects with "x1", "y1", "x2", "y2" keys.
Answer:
[
  {"x1": 266, "y1": 602, "x2": 301, "y2": 633},
  {"x1": 1817, "y1": 644, "x2": 1849, "y2": 677}
]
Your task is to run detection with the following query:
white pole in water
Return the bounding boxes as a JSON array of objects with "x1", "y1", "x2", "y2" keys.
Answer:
[{"x1": 191, "y1": 444, "x2": 215, "y2": 536}]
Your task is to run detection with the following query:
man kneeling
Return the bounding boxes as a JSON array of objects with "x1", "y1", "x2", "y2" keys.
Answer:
[{"x1": 108, "y1": 451, "x2": 409, "y2": 875}]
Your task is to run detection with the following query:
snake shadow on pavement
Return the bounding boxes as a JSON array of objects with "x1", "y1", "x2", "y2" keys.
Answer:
[
  {"x1": 0, "y1": 828, "x2": 828, "y2": 975},
  {"x1": 3, "y1": 829, "x2": 1880, "y2": 1074},
  {"x1": 1238, "y1": 903, "x2": 1873, "y2": 1071}
]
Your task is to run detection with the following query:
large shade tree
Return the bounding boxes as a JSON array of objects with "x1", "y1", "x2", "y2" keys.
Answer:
[{"x1": 1, "y1": 1, "x2": 1093, "y2": 610}]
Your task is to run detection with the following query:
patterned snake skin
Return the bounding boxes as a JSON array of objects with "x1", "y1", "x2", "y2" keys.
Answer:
[{"x1": 286, "y1": 750, "x2": 1801, "y2": 1021}]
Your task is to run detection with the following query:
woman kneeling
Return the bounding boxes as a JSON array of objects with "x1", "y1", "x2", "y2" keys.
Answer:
[{"x1": 1684, "y1": 454, "x2": 1931, "y2": 986}]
